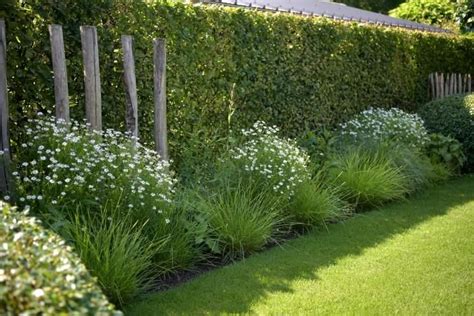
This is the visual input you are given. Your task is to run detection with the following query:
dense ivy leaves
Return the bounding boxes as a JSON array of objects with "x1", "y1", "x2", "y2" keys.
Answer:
[{"x1": 1, "y1": 1, "x2": 473, "y2": 173}]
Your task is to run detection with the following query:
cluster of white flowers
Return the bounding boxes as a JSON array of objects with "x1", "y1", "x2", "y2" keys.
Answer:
[
  {"x1": 14, "y1": 115, "x2": 176, "y2": 224},
  {"x1": 231, "y1": 121, "x2": 310, "y2": 197},
  {"x1": 340, "y1": 107, "x2": 429, "y2": 148}
]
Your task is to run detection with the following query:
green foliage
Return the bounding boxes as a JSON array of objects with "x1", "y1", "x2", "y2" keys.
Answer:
[
  {"x1": 0, "y1": 203, "x2": 119, "y2": 315},
  {"x1": 1, "y1": 1, "x2": 473, "y2": 173},
  {"x1": 298, "y1": 129, "x2": 337, "y2": 171},
  {"x1": 389, "y1": 0, "x2": 458, "y2": 29},
  {"x1": 418, "y1": 94, "x2": 474, "y2": 171},
  {"x1": 456, "y1": 0, "x2": 474, "y2": 32},
  {"x1": 334, "y1": 0, "x2": 405, "y2": 13},
  {"x1": 63, "y1": 206, "x2": 157, "y2": 308},
  {"x1": 193, "y1": 182, "x2": 284, "y2": 261},
  {"x1": 425, "y1": 133, "x2": 466, "y2": 172},
  {"x1": 328, "y1": 147, "x2": 409, "y2": 209},
  {"x1": 288, "y1": 179, "x2": 348, "y2": 228}
]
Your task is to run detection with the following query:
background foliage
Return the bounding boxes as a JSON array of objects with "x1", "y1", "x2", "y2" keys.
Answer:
[
  {"x1": 418, "y1": 93, "x2": 474, "y2": 171},
  {"x1": 1, "y1": 0, "x2": 473, "y2": 172},
  {"x1": 389, "y1": 0, "x2": 474, "y2": 32}
]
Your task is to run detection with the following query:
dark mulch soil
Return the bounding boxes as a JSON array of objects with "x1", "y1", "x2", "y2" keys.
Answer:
[{"x1": 149, "y1": 228, "x2": 305, "y2": 293}]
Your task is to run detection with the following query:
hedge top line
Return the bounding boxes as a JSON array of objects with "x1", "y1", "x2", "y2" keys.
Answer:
[{"x1": 199, "y1": 0, "x2": 451, "y2": 33}]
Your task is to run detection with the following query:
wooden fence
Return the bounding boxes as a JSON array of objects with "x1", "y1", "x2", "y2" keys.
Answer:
[
  {"x1": 0, "y1": 19, "x2": 168, "y2": 195},
  {"x1": 429, "y1": 72, "x2": 472, "y2": 100}
]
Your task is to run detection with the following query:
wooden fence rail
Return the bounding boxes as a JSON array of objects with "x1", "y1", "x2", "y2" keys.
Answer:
[
  {"x1": 0, "y1": 19, "x2": 169, "y2": 195},
  {"x1": 429, "y1": 72, "x2": 472, "y2": 100}
]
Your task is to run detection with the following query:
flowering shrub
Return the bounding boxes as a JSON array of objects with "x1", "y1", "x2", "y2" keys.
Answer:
[
  {"x1": 339, "y1": 107, "x2": 429, "y2": 149},
  {"x1": 12, "y1": 115, "x2": 176, "y2": 226},
  {"x1": 0, "y1": 202, "x2": 120, "y2": 315},
  {"x1": 229, "y1": 121, "x2": 311, "y2": 197}
]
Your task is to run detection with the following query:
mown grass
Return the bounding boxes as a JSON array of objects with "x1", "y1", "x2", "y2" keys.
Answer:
[{"x1": 127, "y1": 175, "x2": 474, "y2": 315}]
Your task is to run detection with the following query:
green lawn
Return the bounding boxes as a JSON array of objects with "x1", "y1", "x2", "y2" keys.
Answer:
[{"x1": 128, "y1": 176, "x2": 474, "y2": 315}]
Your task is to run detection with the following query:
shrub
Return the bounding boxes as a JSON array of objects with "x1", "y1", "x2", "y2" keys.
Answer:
[
  {"x1": 339, "y1": 107, "x2": 429, "y2": 149},
  {"x1": 389, "y1": 0, "x2": 457, "y2": 29},
  {"x1": 424, "y1": 133, "x2": 466, "y2": 172},
  {"x1": 13, "y1": 115, "x2": 196, "y2": 273},
  {"x1": 63, "y1": 205, "x2": 157, "y2": 308},
  {"x1": 2, "y1": 1, "x2": 473, "y2": 173},
  {"x1": 288, "y1": 179, "x2": 348, "y2": 228},
  {"x1": 328, "y1": 147, "x2": 409, "y2": 209},
  {"x1": 418, "y1": 94, "x2": 474, "y2": 171},
  {"x1": 456, "y1": 0, "x2": 474, "y2": 32},
  {"x1": 227, "y1": 121, "x2": 311, "y2": 198},
  {"x1": 194, "y1": 182, "x2": 284, "y2": 261},
  {"x1": 0, "y1": 202, "x2": 119, "y2": 315},
  {"x1": 298, "y1": 129, "x2": 337, "y2": 170}
]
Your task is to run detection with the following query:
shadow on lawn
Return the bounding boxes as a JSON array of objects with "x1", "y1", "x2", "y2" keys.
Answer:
[{"x1": 127, "y1": 175, "x2": 474, "y2": 315}]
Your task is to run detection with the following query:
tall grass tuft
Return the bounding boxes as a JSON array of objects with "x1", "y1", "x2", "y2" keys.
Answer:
[
  {"x1": 63, "y1": 205, "x2": 157, "y2": 308},
  {"x1": 328, "y1": 147, "x2": 409, "y2": 209},
  {"x1": 195, "y1": 181, "x2": 284, "y2": 261},
  {"x1": 288, "y1": 179, "x2": 348, "y2": 229}
]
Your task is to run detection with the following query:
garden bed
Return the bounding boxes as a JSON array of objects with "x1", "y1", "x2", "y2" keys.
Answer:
[{"x1": 127, "y1": 175, "x2": 474, "y2": 315}]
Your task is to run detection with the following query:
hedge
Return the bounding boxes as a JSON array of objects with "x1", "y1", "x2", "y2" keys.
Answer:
[{"x1": 1, "y1": 0, "x2": 473, "y2": 171}]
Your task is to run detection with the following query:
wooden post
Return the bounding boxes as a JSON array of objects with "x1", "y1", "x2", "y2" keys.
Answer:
[
  {"x1": 49, "y1": 24, "x2": 70, "y2": 124},
  {"x1": 450, "y1": 73, "x2": 455, "y2": 95},
  {"x1": 439, "y1": 73, "x2": 444, "y2": 98},
  {"x1": 121, "y1": 35, "x2": 138, "y2": 143},
  {"x1": 457, "y1": 73, "x2": 462, "y2": 94},
  {"x1": 429, "y1": 73, "x2": 435, "y2": 99},
  {"x1": 448, "y1": 73, "x2": 451, "y2": 96},
  {"x1": 0, "y1": 19, "x2": 11, "y2": 195},
  {"x1": 153, "y1": 38, "x2": 168, "y2": 161},
  {"x1": 80, "y1": 26, "x2": 102, "y2": 131}
]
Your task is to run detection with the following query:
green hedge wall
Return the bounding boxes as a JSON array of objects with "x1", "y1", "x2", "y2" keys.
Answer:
[{"x1": 1, "y1": 0, "x2": 473, "y2": 170}]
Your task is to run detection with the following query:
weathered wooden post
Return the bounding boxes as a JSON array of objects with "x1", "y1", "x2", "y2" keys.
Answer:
[
  {"x1": 0, "y1": 19, "x2": 12, "y2": 195},
  {"x1": 429, "y1": 73, "x2": 435, "y2": 99},
  {"x1": 468, "y1": 74, "x2": 472, "y2": 93},
  {"x1": 457, "y1": 73, "x2": 462, "y2": 94},
  {"x1": 49, "y1": 24, "x2": 70, "y2": 124},
  {"x1": 80, "y1": 26, "x2": 102, "y2": 131},
  {"x1": 121, "y1": 35, "x2": 138, "y2": 143},
  {"x1": 153, "y1": 38, "x2": 168, "y2": 161}
]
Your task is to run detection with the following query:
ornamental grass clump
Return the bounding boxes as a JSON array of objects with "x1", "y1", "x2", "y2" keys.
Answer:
[
  {"x1": 228, "y1": 121, "x2": 311, "y2": 198},
  {"x1": 193, "y1": 181, "x2": 284, "y2": 261},
  {"x1": 64, "y1": 205, "x2": 157, "y2": 307},
  {"x1": 288, "y1": 179, "x2": 348, "y2": 229},
  {"x1": 339, "y1": 107, "x2": 429, "y2": 149},
  {"x1": 328, "y1": 147, "x2": 409, "y2": 209},
  {"x1": 0, "y1": 202, "x2": 119, "y2": 315},
  {"x1": 13, "y1": 115, "x2": 176, "y2": 228}
]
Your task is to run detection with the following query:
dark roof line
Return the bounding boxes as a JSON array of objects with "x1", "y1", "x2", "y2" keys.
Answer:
[{"x1": 200, "y1": 0, "x2": 451, "y2": 33}]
